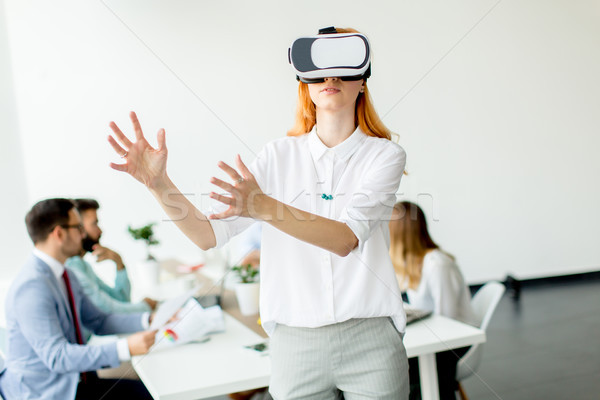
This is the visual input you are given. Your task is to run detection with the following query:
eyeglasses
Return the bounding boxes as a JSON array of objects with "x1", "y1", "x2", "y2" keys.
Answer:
[{"x1": 60, "y1": 224, "x2": 84, "y2": 233}]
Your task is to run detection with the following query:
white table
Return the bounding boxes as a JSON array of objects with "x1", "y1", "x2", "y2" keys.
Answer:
[
  {"x1": 133, "y1": 313, "x2": 484, "y2": 400},
  {"x1": 133, "y1": 313, "x2": 270, "y2": 400},
  {"x1": 403, "y1": 315, "x2": 486, "y2": 400}
]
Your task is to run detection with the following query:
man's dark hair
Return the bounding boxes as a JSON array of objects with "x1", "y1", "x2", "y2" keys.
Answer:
[
  {"x1": 25, "y1": 198, "x2": 75, "y2": 244},
  {"x1": 73, "y1": 198, "x2": 100, "y2": 213}
]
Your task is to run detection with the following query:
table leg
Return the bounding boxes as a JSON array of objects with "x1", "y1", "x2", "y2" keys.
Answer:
[{"x1": 418, "y1": 353, "x2": 440, "y2": 400}]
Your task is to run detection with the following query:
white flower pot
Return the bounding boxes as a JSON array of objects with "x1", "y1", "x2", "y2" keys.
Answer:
[
  {"x1": 234, "y1": 282, "x2": 260, "y2": 316},
  {"x1": 137, "y1": 259, "x2": 160, "y2": 290}
]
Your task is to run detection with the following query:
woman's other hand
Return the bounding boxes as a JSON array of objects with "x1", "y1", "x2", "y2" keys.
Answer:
[
  {"x1": 108, "y1": 111, "x2": 168, "y2": 189},
  {"x1": 209, "y1": 154, "x2": 268, "y2": 220}
]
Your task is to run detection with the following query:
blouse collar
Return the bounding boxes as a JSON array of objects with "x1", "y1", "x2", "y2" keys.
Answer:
[{"x1": 308, "y1": 125, "x2": 366, "y2": 162}]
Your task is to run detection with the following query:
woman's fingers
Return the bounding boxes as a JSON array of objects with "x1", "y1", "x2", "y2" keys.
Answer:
[
  {"x1": 208, "y1": 206, "x2": 238, "y2": 219},
  {"x1": 208, "y1": 208, "x2": 237, "y2": 219},
  {"x1": 210, "y1": 177, "x2": 235, "y2": 193},
  {"x1": 130, "y1": 111, "x2": 145, "y2": 141},
  {"x1": 235, "y1": 155, "x2": 254, "y2": 180},
  {"x1": 109, "y1": 162, "x2": 128, "y2": 172},
  {"x1": 108, "y1": 121, "x2": 133, "y2": 148},
  {"x1": 157, "y1": 128, "x2": 167, "y2": 152},
  {"x1": 209, "y1": 192, "x2": 235, "y2": 205},
  {"x1": 107, "y1": 128, "x2": 130, "y2": 173},
  {"x1": 107, "y1": 135, "x2": 126, "y2": 156},
  {"x1": 217, "y1": 161, "x2": 243, "y2": 182}
]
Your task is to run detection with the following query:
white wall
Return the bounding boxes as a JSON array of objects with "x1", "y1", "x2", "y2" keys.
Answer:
[
  {"x1": 2, "y1": 0, "x2": 599, "y2": 283},
  {"x1": 0, "y1": 0, "x2": 30, "y2": 282}
]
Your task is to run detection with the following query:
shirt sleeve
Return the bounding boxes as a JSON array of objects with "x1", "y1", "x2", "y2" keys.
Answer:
[
  {"x1": 141, "y1": 312, "x2": 150, "y2": 329},
  {"x1": 339, "y1": 144, "x2": 406, "y2": 253},
  {"x1": 112, "y1": 269, "x2": 132, "y2": 302},
  {"x1": 116, "y1": 338, "x2": 131, "y2": 362},
  {"x1": 88, "y1": 267, "x2": 131, "y2": 303},
  {"x1": 66, "y1": 257, "x2": 150, "y2": 314},
  {"x1": 116, "y1": 312, "x2": 151, "y2": 361},
  {"x1": 90, "y1": 289, "x2": 151, "y2": 314}
]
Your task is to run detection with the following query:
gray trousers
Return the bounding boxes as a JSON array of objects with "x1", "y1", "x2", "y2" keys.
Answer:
[{"x1": 269, "y1": 317, "x2": 409, "y2": 400}]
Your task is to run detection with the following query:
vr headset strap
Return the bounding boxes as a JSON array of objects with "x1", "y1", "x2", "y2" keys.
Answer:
[{"x1": 318, "y1": 26, "x2": 338, "y2": 35}]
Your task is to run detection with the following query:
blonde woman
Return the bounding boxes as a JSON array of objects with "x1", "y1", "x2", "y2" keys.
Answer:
[{"x1": 389, "y1": 201, "x2": 476, "y2": 400}]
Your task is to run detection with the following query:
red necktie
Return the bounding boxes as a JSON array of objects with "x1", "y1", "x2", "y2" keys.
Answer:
[
  {"x1": 62, "y1": 270, "x2": 90, "y2": 383},
  {"x1": 62, "y1": 270, "x2": 85, "y2": 345}
]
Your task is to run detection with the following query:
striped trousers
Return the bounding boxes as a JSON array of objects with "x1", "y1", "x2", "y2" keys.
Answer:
[{"x1": 269, "y1": 317, "x2": 409, "y2": 400}]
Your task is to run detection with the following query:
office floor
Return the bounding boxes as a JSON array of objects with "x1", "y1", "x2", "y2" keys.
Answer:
[
  {"x1": 207, "y1": 278, "x2": 600, "y2": 400},
  {"x1": 461, "y1": 277, "x2": 600, "y2": 400}
]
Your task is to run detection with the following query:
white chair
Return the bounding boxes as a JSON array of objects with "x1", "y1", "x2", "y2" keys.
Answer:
[{"x1": 455, "y1": 281, "x2": 506, "y2": 400}]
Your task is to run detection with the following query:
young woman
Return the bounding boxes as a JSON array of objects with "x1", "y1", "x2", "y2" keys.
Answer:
[
  {"x1": 389, "y1": 201, "x2": 476, "y2": 400},
  {"x1": 108, "y1": 28, "x2": 408, "y2": 399}
]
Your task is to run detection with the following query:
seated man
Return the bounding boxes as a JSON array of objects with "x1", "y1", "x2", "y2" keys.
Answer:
[
  {"x1": 66, "y1": 198, "x2": 157, "y2": 317},
  {"x1": 0, "y1": 198, "x2": 156, "y2": 400},
  {"x1": 235, "y1": 222, "x2": 262, "y2": 268}
]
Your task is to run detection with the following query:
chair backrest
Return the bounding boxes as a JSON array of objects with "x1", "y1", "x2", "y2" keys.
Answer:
[{"x1": 456, "y1": 281, "x2": 505, "y2": 381}]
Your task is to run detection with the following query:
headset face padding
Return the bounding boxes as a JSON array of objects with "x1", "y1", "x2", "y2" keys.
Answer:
[{"x1": 289, "y1": 33, "x2": 371, "y2": 83}]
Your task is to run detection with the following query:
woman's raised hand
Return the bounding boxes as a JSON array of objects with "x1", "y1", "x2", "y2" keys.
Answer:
[
  {"x1": 209, "y1": 154, "x2": 267, "y2": 220},
  {"x1": 108, "y1": 111, "x2": 168, "y2": 189}
]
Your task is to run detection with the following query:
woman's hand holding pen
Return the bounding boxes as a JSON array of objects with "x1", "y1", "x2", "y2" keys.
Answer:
[
  {"x1": 107, "y1": 111, "x2": 169, "y2": 190},
  {"x1": 209, "y1": 155, "x2": 270, "y2": 220}
]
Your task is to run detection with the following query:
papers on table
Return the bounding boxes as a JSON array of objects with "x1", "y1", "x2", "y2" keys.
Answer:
[
  {"x1": 150, "y1": 285, "x2": 202, "y2": 330},
  {"x1": 152, "y1": 298, "x2": 225, "y2": 351}
]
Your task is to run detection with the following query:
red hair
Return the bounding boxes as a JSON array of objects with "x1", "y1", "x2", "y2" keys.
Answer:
[{"x1": 286, "y1": 28, "x2": 392, "y2": 140}]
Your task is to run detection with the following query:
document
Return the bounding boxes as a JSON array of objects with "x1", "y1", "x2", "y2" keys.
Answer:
[
  {"x1": 152, "y1": 298, "x2": 225, "y2": 351},
  {"x1": 150, "y1": 285, "x2": 202, "y2": 330}
]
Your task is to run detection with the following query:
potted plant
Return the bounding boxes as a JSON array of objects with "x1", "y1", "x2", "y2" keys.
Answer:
[
  {"x1": 231, "y1": 264, "x2": 260, "y2": 316},
  {"x1": 127, "y1": 223, "x2": 159, "y2": 260},
  {"x1": 128, "y1": 223, "x2": 160, "y2": 289}
]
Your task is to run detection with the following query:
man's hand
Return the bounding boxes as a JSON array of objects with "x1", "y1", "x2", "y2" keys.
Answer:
[
  {"x1": 127, "y1": 330, "x2": 157, "y2": 356},
  {"x1": 92, "y1": 245, "x2": 125, "y2": 270},
  {"x1": 143, "y1": 297, "x2": 158, "y2": 310}
]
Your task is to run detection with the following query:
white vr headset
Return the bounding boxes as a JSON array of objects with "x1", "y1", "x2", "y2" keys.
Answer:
[{"x1": 288, "y1": 27, "x2": 371, "y2": 84}]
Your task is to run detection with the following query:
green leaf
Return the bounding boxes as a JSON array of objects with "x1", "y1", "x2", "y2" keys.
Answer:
[
  {"x1": 231, "y1": 263, "x2": 259, "y2": 283},
  {"x1": 127, "y1": 223, "x2": 160, "y2": 257}
]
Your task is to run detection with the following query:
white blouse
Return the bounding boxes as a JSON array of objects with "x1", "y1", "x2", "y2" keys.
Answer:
[
  {"x1": 208, "y1": 126, "x2": 407, "y2": 335},
  {"x1": 406, "y1": 249, "x2": 477, "y2": 326}
]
